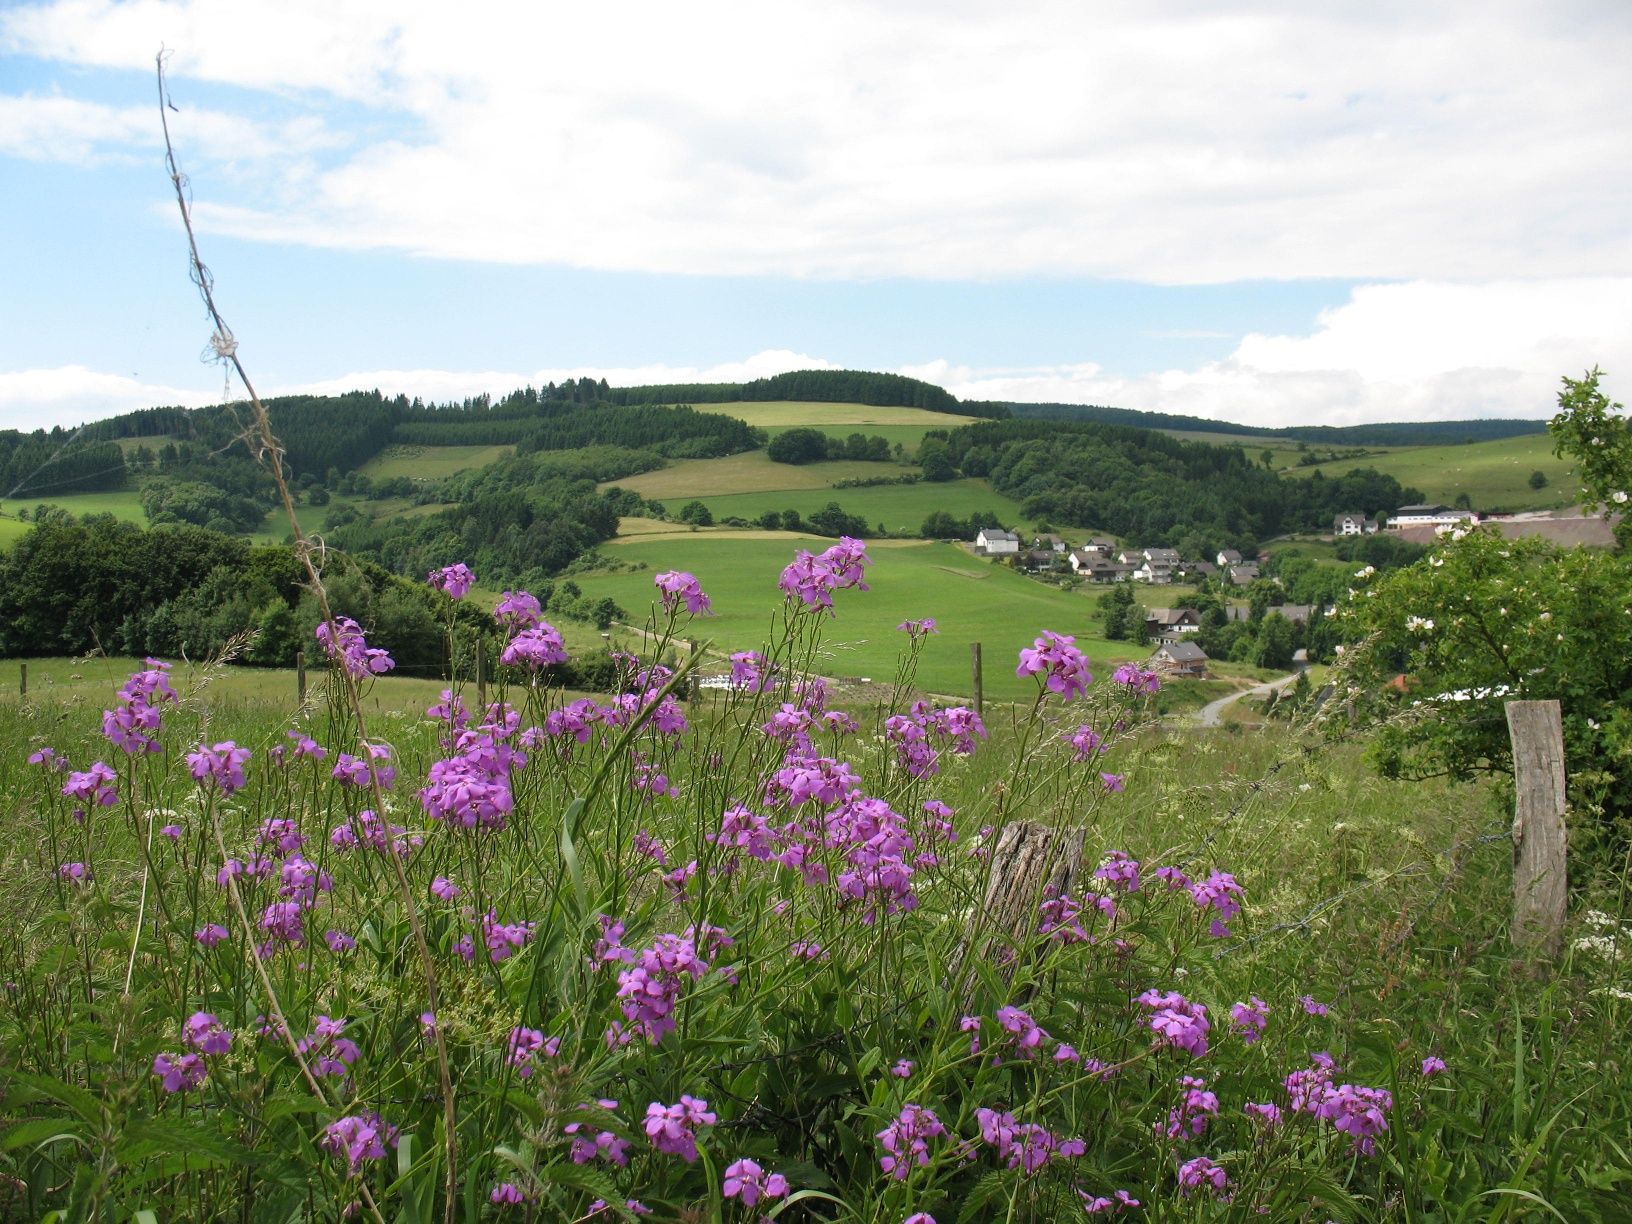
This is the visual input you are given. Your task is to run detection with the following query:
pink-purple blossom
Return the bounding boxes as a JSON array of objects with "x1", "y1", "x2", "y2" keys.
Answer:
[
  {"x1": 1015, "y1": 631, "x2": 1094, "y2": 699},
  {"x1": 643, "y1": 1096, "x2": 716, "y2": 1162},
  {"x1": 722, "y1": 1158, "x2": 789, "y2": 1207},
  {"x1": 500, "y1": 624, "x2": 568, "y2": 670},
  {"x1": 428, "y1": 562, "x2": 475, "y2": 599},
  {"x1": 654, "y1": 570, "x2": 713, "y2": 617},
  {"x1": 315, "y1": 616, "x2": 395, "y2": 680},
  {"x1": 877, "y1": 1104, "x2": 945, "y2": 1180}
]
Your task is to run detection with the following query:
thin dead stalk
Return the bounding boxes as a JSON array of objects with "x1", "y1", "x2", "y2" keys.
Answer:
[{"x1": 155, "y1": 51, "x2": 459, "y2": 1220}]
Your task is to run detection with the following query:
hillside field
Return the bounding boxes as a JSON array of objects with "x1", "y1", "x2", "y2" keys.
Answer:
[
  {"x1": 1300, "y1": 432, "x2": 1575, "y2": 511},
  {"x1": 572, "y1": 533, "x2": 1146, "y2": 701},
  {"x1": 694, "y1": 400, "x2": 978, "y2": 444},
  {"x1": 360, "y1": 442, "x2": 515, "y2": 481}
]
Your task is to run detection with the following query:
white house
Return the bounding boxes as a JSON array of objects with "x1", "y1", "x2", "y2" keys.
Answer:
[
  {"x1": 974, "y1": 528, "x2": 1020, "y2": 555},
  {"x1": 1332, "y1": 512, "x2": 1379, "y2": 536},
  {"x1": 1216, "y1": 548, "x2": 1243, "y2": 566}
]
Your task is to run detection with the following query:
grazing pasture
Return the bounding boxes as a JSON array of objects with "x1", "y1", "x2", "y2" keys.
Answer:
[
  {"x1": 575, "y1": 535, "x2": 1135, "y2": 701},
  {"x1": 1299, "y1": 432, "x2": 1575, "y2": 511},
  {"x1": 360, "y1": 443, "x2": 516, "y2": 482}
]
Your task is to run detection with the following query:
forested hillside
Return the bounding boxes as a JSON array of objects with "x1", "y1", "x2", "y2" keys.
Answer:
[
  {"x1": 603, "y1": 368, "x2": 993, "y2": 415},
  {"x1": 942, "y1": 419, "x2": 1420, "y2": 546},
  {"x1": 999, "y1": 400, "x2": 1546, "y2": 446}
]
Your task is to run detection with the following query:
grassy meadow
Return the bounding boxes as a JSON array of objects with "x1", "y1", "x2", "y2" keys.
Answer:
[
  {"x1": 1299, "y1": 432, "x2": 1576, "y2": 511},
  {"x1": 3, "y1": 602, "x2": 1630, "y2": 1219},
  {"x1": 576, "y1": 534, "x2": 1137, "y2": 700},
  {"x1": 360, "y1": 443, "x2": 516, "y2": 482}
]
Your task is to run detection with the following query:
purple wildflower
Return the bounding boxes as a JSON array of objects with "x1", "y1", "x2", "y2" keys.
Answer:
[
  {"x1": 654, "y1": 570, "x2": 713, "y2": 617},
  {"x1": 152, "y1": 1051, "x2": 206, "y2": 1093},
  {"x1": 722, "y1": 1158, "x2": 789, "y2": 1208},
  {"x1": 896, "y1": 617, "x2": 938, "y2": 637},
  {"x1": 1177, "y1": 1155, "x2": 1228, "y2": 1196},
  {"x1": 195, "y1": 923, "x2": 229, "y2": 947},
  {"x1": 1421, "y1": 1055, "x2": 1446, "y2": 1076},
  {"x1": 61, "y1": 761, "x2": 118, "y2": 809},
  {"x1": 507, "y1": 1026, "x2": 561, "y2": 1078},
  {"x1": 1229, "y1": 997, "x2": 1269, "y2": 1044},
  {"x1": 182, "y1": 1011, "x2": 232, "y2": 1055},
  {"x1": 57, "y1": 862, "x2": 91, "y2": 883},
  {"x1": 315, "y1": 616, "x2": 395, "y2": 680},
  {"x1": 877, "y1": 1104, "x2": 945, "y2": 1180},
  {"x1": 494, "y1": 589, "x2": 544, "y2": 631},
  {"x1": 500, "y1": 624, "x2": 568, "y2": 670},
  {"x1": 1136, "y1": 989, "x2": 1211, "y2": 1057},
  {"x1": 1015, "y1": 630, "x2": 1094, "y2": 698},
  {"x1": 643, "y1": 1096, "x2": 716, "y2": 1162},
  {"x1": 428, "y1": 562, "x2": 475, "y2": 599},
  {"x1": 320, "y1": 1112, "x2": 398, "y2": 1175}
]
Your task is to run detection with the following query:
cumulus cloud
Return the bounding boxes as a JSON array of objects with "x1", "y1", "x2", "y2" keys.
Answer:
[
  {"x1": 926, "y1": 278, "x2": 1632, "y2": 427},
  {"x1": 0, "y1": 365, "x2": 219, "y2": 431},
  {"x1": 4, "y1": 0, "x2": 1630, "y2": 281}
]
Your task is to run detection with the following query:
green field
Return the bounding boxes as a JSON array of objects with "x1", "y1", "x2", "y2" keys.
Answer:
[
  {"x1": 604, "y1": 451, "x2": 895, "y2": 500},
  {"x1": 697, "y1": 399, "x2": 976, "y2": 432},
  {"x1": 0, "y1": 490, "x2": 149, "y2": 542},
  {"x1": 571, "y1": 534, "x2": 1149, "y2": 701},
  {"x1": 698, "y1": 478, "x2": 1028, "y2": 535},
  {"x1": 360, "y1": 443, "x2": 515, "y2": 481},
  {"x1": 1299, "y1": 432, "x2": 1575, "y2": 511}
]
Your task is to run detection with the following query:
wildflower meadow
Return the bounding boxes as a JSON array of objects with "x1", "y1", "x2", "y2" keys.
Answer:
[{"x1": 2, "y1": 537, "x2": 1631, "y2": 1222}]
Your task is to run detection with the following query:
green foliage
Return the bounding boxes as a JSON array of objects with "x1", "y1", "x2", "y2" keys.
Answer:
[
  {"x1": 1097, "y1": 583, "x2": 1137, "y2": 641},
  {"x1": 603, "y1": 368, "x2": 991, "y2": 415},
  {"x1": 1350, "y1": 528, "x2": 1632, "y2": 833},
  {"x1": 1547, "y1": 366, "x2": 1631, "y2": 546},
  {"x1": 676, "y1": 500, "x2": 714, "y2": 527},
  {"x1": 1529, "y1": 469, "x2": 1549, "y2": 490},
  {"x1": 139, "y1": 476, "x2": 266, "y2": 533},
  {"x1": 766, "y1": 427, "x2": 831, "y2": 465},
  {"x1": 943, "y1": 419, "x2": 1419, "y2": 547}
]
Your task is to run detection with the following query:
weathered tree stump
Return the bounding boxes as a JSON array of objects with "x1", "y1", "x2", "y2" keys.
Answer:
[
  {"x1": 1505, "y1": 699, "x2": 1568, "y2": 962},
  {"x1": 958, "y1": 821, "x2": 1085, "y2": 996}
]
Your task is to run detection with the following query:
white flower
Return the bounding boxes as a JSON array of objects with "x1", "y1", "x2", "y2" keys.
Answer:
[
  {"x1": 1429, "y1": 555, "x2": 1445, "y2": 567},
  {"x1": 1595, "y1": 986, "x2": 1632, "y2": 1002},
  {"x1": 1539, "y1": 611, "x2": 1552, "y2": 621},
  {"x1": 1450, "y1": 527, "x2": 1468, "y2": 541},
  {"x1": 1405, "y1": 615, "x2": 1435, "y2": 633},
  {"x1": 1354, "y1": 565, "x2": 1377, "y2": 579},
  {"x1": 1613, "y1": 490, "x2": 1629, "y2": 504}
]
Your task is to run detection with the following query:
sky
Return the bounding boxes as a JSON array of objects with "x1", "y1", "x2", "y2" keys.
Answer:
[{"x1": 2, "y1": 0, "x2": 1630, "y2": 433}]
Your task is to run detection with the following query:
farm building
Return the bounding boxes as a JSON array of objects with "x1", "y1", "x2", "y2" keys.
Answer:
[
  {"x1": 1389, "y1": 504, "x2": 1477, "y2": 528},
  {"x1": 1144, "y1": 608, "x2": 1202, "y2": 641},
  {"x1": 1150, "y1": 640, "x2": 1209, "y2": 677},
  {"x1": 974, "y1": 528, "x2": 1020, "y2": 555},
  {"x1": 1332, "y1": 512, "x2": 1380, "y2": 535}
]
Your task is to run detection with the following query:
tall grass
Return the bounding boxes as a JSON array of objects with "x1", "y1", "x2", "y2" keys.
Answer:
[{"x1": 1, "y1": 553, "x2": 1628, "y2": 1221}]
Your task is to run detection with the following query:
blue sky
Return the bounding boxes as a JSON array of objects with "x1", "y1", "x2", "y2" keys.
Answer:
[{"x1": 3, "y1": 2, "x2": 1630, "y2": 431}]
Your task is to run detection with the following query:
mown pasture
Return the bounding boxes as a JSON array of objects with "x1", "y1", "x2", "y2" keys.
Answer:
[
  {"x1": 573, "y1": 534, "x2": 1138, "y2": 701},
  {"x1": 1299, "y1": 432, "x2": 1575, "y2": 511}
]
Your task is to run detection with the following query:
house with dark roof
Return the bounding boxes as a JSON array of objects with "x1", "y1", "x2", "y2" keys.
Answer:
[
  {"x1": 974, "y1": 528, "x2": 1020, "y2": 555},
  {"x1": 1216, "y1": 548, "x2": 1243, "y2": 566},
  {"x1": 1150, "y1": 640, "x2": 1209, "y2": 676},
  {"x1": 1332, "y1": 512, "x2": 1379, "y2": 536},
  {"x1": 1144, "y1": 608, "x2": 1202, "y2": 641}
]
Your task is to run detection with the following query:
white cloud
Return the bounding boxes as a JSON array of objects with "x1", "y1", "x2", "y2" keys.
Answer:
[
  {"x1": 927, "y1": 278, "x2": 1632, "y2": 427},
  {"x1": 0, "y1": 365, "x2": 219, "y2": 432},
  {"x1": 5, "y1": 0, "x2": 1631, "y2": 281}
]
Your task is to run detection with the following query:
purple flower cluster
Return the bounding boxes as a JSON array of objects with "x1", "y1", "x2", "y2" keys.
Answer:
[
  {"x1": 298, "y1": 1015, "x2": 361, "y2": 1078},
  {"x1": 722, "y1": 1158, "x2": 789, "y2": 1207},
  {"x1": 500, "y1": 623, "x2": 569, "y2": 670},
  {"x1": 1176, "y1": 1154, "x2": 1228, "y2": 1196},
  {"x1": 778, "y1": 537, "x2": 870, "y2": 612},
  {"x1": 420, "y1": 710, "x2": 520, "y2": 831},
  {"x1": 975, "y1": 1108, "x2": 1085, "y2": 1174},
  {"x1": 493, "y1": 589, "x2": 543, "y2": 631},
  {"x1": 896, "y1": 616, "x2": 938, "y2": 637},
  {"x1": 877, "y1": 1104, "x2": 945, "y2": 1180},
  {"x1": 1095, "y1": 850, "x2": 1142, "y2": 892},
  {"x1": 427, "y1": 562, "x2": 475, "y2": 599},
  {"x1": 609, "y1": 929, "x2": 725, "y2": 1044},
  {"x1": 186, "y1": 741, "x2": 252, "y2": 796},
  {"x1": 1229, "y1": 996, "x2": 1269, "y2": 1044},
  {"x1": 643, "y1": 1095, "x2": 716, "y2": 1162},
  {"x1": 1015, "y1": 631, "x2": 1094, "y2": 699},
  {"x1": 506, "y1": 1027, "x2": 561, "y2": 1078},
  {"x1": 332, "y1": 743, "x2": 396, "y2": 791},
  {"x1": 1284, "y1": 1053, "x2": 1395, "y2": 1155},
  {"x1": 1080, "y1": 1189, "x2": 1141, "y2": 1215},
  {"x1": 61, "y1": 760, "x2": 118, "y2": 811},
  {"x1": 314, "y1": 616, "x2": 395, "y2": 680},
  {"x1": 1038, "y1": 886, "x2": 1116, "y2": 944},
  {"x1": 102, "y1": 659, "x2": 177, "y2": 754},
  {"x1": 1111, "y1": 662, "x2": 1162, "y2": 693},
  {"x1": 1163, "y1": 1075, "x2": 1220, "y2": 1138},
  {"x1": 152, "y1": 1011, "x2": 233, "y2": 1093},
  {"x1": 482, "y1": 911, "x2": 536, "y2": 963},
  {"x1": 320, "y1": 1112, "x2": 398, "y2": 1175},
  {"x1": 1136, "y1": 989, "x2": 1211, "y2": 1057},
  {"x1": 654, "y1": 569, "x2": 713, "y2": 617},
  {"x1": 565, "y1": 1099, "x2": 630, "y2": 1167},
  {"x1": 884, "y1": 701, "x2": 987, "y2": 779}
]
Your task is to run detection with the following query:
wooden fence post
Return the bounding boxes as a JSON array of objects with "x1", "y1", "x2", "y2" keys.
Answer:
[
  {"x1": 971, "y1": 642, "x2": 984, "y2": 717},
  {"x1": 476, "y1": 644, "x2": 487, "y2": 713},
  {"x1": 19, "y1": 662, "x2": 26, "y2": 698},
  {"x1": 295, "y1": 650, "x2": 306, "y2": 705},
  {"x1": 1505, "y1": 699, "x2": 1567, "y2": 961}
]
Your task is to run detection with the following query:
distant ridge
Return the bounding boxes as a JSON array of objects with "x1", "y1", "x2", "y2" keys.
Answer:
[
  {"x1": 984, "y1": 400, "x2": 1547, "y2": 447},
  {"x1": 604, "y1": 369, "x2": 1004, "y2": 417}
]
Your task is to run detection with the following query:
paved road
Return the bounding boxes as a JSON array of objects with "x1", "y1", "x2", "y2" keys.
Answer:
[{"x1": 1195, "y1": 670, "x2": 1304, "y2": 727}]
